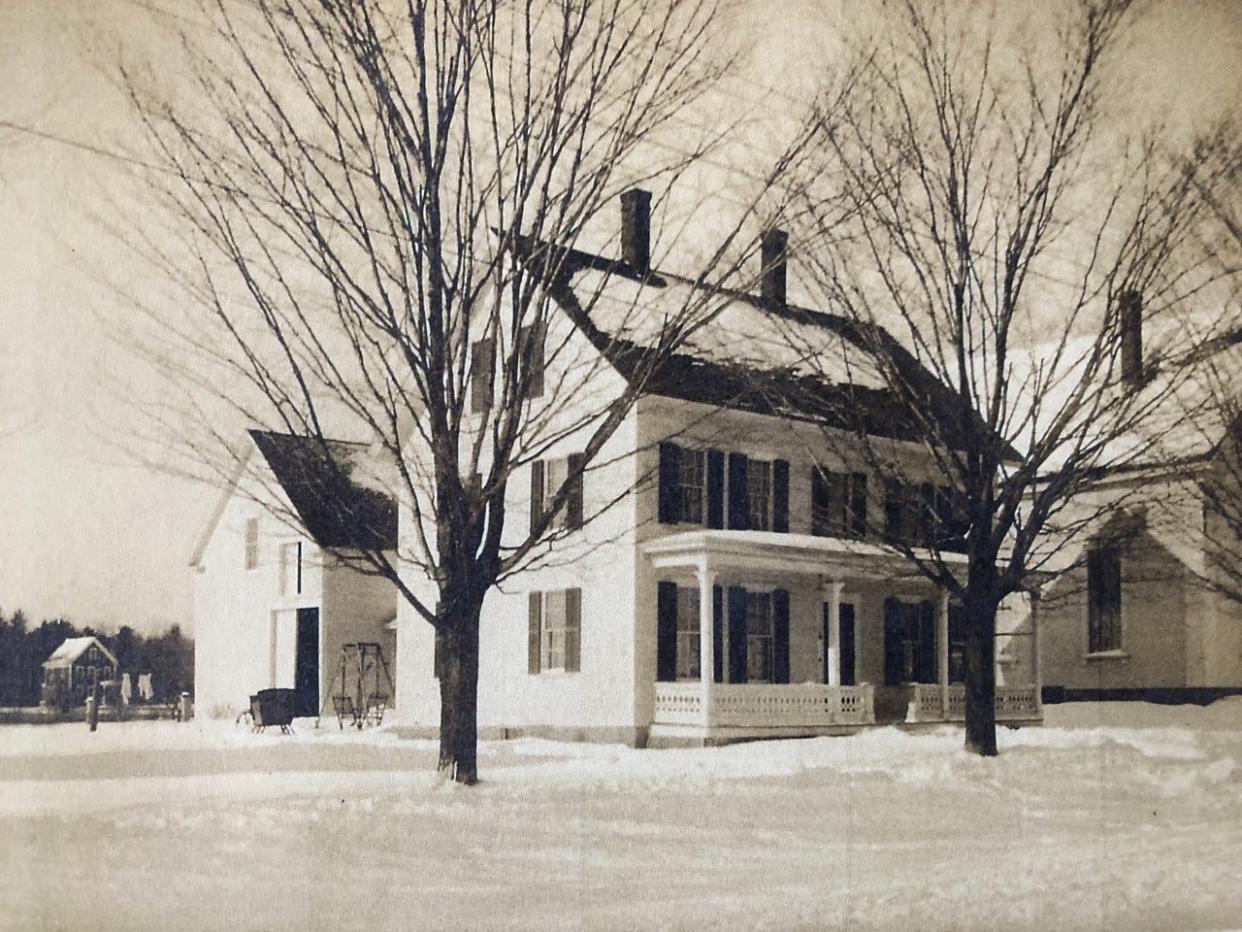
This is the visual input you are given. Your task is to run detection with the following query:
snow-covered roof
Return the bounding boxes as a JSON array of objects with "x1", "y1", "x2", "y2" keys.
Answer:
[
  {"x1": 42, "y1": 636, "x2": 117, "y2": 670},
  {"x1": 519, "y1": 241, "x2": 1003, "y2": 452}
]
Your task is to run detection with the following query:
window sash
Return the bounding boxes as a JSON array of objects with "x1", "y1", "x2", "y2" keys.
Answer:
[
  {"x1": 1088, "y1": 548, "x2": 1122, "y2": 652},
  {"x1": 539, "y1": 589, "x2": 581, "y2": 672},
  {"x1": 244, "y1": 519, "x2": 259, "y2": 570},
  {"x1": 745, "y1": 592, "x2": 773, "y2": 682},
  {"x1": 746, "y1": 460, "x2": 771, "y2": 531},
  {"x1": 678, "y1": 451, "x2": 706, "y2": 525},
  {"x1": 675, "y1": 587, "x2": 701, "y2": 680}
]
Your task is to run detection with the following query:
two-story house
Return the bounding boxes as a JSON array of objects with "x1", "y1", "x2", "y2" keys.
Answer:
[
  {"x1": 392, "y1": 191, "x2": 1042, "y2": 747},
  {"x1": 191, "y1": 429, "x2": 399, "y2": 720}
]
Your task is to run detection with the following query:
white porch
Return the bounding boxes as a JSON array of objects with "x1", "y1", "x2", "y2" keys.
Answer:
[{"x1": 644, "y1": 529, "x2": 1043, "y2": 743}]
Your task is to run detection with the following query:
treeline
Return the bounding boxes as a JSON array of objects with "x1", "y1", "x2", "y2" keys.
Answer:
[{"x1": 0, "y1": 609, "x2": 193, "y2": 707}]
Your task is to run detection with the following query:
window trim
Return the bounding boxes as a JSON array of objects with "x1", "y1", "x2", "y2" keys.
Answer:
[
  {"x1": 744, "y1": 590, "x2": 774, "y2": 684},
  {"x1": 1086, "y1": 545, "x2": 1123, "y2": 654}
]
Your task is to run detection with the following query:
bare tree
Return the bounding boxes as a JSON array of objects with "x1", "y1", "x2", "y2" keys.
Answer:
[
  {"x1": 115, "y1": 0, "x2": 798, "y2": 782},
  {"x1": 776, "y1": 0, "x2": 1220, "y2": 755}
]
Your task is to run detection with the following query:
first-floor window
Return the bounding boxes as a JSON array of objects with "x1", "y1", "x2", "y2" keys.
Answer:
[
  {"x1": 1088, "y1": 547, "x2": 1122, "y2": 652},
  {"x1": 529, "y1": 588, "x2": 582, "y2": 673},
  {"x1": 675, "y1": 587, "x2": 701, "y2": 680},
  {"x1": 745, "y1": 591, "x2": 773, "y2": 683}
]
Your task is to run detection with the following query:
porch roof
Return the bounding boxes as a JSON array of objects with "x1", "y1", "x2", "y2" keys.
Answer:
[{"x1": 642, "y1": 529, "x2": 966, "y2": 581}]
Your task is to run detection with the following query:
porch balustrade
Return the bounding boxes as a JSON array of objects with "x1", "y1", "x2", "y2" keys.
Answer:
[
  {"x1": 907, "y1": 683, "x2": 1041, "y2": 723},
  {"x1": 653, "y1": 682, "x2": 876, "y2": 729}
]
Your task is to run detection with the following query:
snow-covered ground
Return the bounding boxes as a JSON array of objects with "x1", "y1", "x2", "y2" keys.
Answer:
[{"x1": 2, "y1": 702, "x2": 1241, "y2": 931}]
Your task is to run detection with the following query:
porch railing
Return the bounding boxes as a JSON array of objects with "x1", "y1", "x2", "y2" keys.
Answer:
[
  {"x1": 653, "y1": 682, "x2": 876, "y2": 729},
  {"x1": 908, "y1": 683, "x2": 1041, "y2": 723}
]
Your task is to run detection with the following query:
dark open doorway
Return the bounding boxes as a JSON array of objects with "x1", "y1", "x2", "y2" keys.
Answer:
[
  {"x1": 295, "y1": 607, "x2": 319, "y2": 717},
  {"x1": 883, "y1": 597, "x2": 936, "y2": 686}
]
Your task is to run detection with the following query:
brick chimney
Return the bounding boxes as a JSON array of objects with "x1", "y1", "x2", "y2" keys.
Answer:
[
  {"x1": 1119, "y1": 289, "x2": 1143, "y2": 387},
  {"x1": 620, "y1": 188, "x2": 651, "y2": 271},
  {"x1": 761, "y1": 229, "x2": 788, "y2": 306}
]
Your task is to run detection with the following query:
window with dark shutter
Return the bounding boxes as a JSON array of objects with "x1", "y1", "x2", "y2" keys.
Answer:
[
  {"x1": 674, "y1": 587, "x2": 701, "y2": 680},
  {"x1": 658, "y1": 443, "x2": 682, "y2": 524},
  {"x1": 746, "y1": 459, "x2": 771, "y2": 531},
  {"x1": 884, "y1": 480, "x2": 904, "y2": 543},
  {"x1": 470, "y1": 338, "x2": 495, "y2": 413},
  {"x1": 678, "y1": 449, "x2": 706, "y2": 524},
  {"x1": 1088, "y1": 547, "x2": 1122, "y2": 652}
]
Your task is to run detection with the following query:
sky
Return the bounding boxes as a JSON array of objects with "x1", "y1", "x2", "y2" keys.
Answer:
[{"x1": 0, "y1": 0, "x2": 1239, "y2": 635}]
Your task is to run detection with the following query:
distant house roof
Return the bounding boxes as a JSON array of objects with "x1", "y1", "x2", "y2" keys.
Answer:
[
  {"x1": 248, "y1": 430, "x2": 399, "y2": 551},
  {"x1": 42, "y1": 636, "x2": 118, "y2": 670},
  {"x1": 514, "y1": 239, "x2": 1014, "y2": 456}
]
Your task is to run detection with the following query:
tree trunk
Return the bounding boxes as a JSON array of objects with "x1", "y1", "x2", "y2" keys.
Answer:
[
  {"x1": 962, "y1": 595, "x2": 998, "y2": 756},
  {"x1": 437, "y1": 600, "x2": 482, "y2": 785}
]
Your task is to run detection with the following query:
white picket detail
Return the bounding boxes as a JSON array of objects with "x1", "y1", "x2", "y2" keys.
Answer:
[
  {"x1": 653, "y1": 682, "x2": 876, "y2": 728},
  {"x1": 910, "y1": 683, "x2": 1038, "y2": 722}
]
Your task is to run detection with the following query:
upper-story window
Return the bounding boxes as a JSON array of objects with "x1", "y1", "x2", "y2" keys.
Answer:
[
  {"x1": 812, "y1": 469, "x2": 868, "y2": 539},
  {"x1": 244, "y1": 518, "x2": 259, "y2": 570},
  {"x1": 745, "y1": 459, "x2": 771, "y2": 531},
  {"x1": 530, "y1": 454, "x2": 584, "y2": 534},
  {"x1": 1087, "y1": 546, "x2": 1122, "y2": 652},
  {"x1": 678, "y1": 450, "x2": 706, "y2": 525}
]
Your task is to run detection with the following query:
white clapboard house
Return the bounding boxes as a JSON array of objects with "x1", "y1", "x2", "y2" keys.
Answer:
[
  {"x1": 191, "y1": 430, "x2": 399, "y2": 720},
  {"x1": 393, "y1": 191, "x2": 1042, "y2": 747}
]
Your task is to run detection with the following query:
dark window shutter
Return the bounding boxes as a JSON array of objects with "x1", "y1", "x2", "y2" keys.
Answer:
[
  {"x1": 772, "y1": 460, "x2": 790, "y2": 533},
  {"x1": 471, "y1": 338, "x2": 495, "y2": 412},
  {"x1": 564, "y1": 588, "x2": 582, "y2": 672},
  {"x1": 727, "y1": 453, "x2": 749, "y2": 530},
  {"x1": 706, "y1": 450, "x2": 725, "y2": 529},
  {"x1": 656, "y1": 581, "x2": 678, "y2": 681},
  {"x1": 529, "y1": 460, "x2": 545, "y2": 535},
  {"x1": 884, "y1": 480, "x2": 904, "y2": 543},
  {"x1": 850, "y1": 473, "x2": 868, "y2": 539},
  {"x1": 773, "y1": 588, "x2": 790, "y2": 683},
  {"x1": 840, "y1": 604, "x2": 856, "y2": 686},
  {"x1": 811, "y1": 468, "x2": 829, "y2": 536},
  {"x1": 527, "y1": 592, "x2": 542, "y2": 674},
  {"x1": 712, "y1": 584, "x2": 723, "y2": 683},
  {"x1": 916, "y1": 600, "x2": 936, "y2": 683},
  {"x1": 566, "y1": 453, "x2": 585, "y2": 530},
  {"x1": 727, "y1": 586, "x2": 748, "y2": 683},
  {"x1": 520, "y1": 324, "x2": 545, "y2": 399},
  {"x1": 657, "y1": 443, "x2": 682, "y2": 524}
]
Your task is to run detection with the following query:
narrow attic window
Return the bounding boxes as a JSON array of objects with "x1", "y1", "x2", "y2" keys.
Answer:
[
  {"x1": 244, "y1": 518, "x2": 259, "y2": 571},
  {"x1": 519, "y1": 324, "x2": 545, "y2": 399},
  {"x1": 470, "y1": 337, "x2": 495, "y2": 413}
]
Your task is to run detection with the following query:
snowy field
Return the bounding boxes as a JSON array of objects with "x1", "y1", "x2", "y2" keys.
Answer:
[{"x1": 2, "y1": 702, "x2": 1241, "y2": 932}]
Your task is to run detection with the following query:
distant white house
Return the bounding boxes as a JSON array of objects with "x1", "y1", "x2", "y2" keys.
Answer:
[
  {"x1": 1037, "y1": 308, "x2": 1242, "y2": 701},
  {"x1": 42, "y1": 636, "x2": 118, "y2": 705},
  {"x1": 191, "y1": 430, "x2": 400, "y2": 720},
  {"x1": 393, "y1": 191, "x2": 1043, "y2": 747}
]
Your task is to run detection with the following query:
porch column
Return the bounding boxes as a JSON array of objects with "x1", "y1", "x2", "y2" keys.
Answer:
[
  {"x1": 1030, "y1": 589, "x2": 1042, "y2": 714},
  {"x1": 824, "y1": 580, "x2": 844, "y2": 687},
  {"x1": 697, "y1": 562, "x2": 716, "y2": 728},
  {"x1": 936, "y1": 588, "x2": 950, "y2": 717}
]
